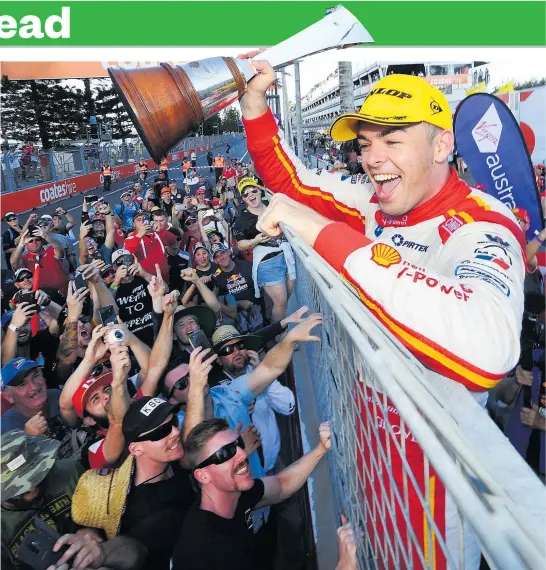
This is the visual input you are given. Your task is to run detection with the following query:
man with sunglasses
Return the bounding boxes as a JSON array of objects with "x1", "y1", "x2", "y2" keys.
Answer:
[
  {"x1": 119, "y1": 396, "x2": 195, "y2": 570},
  {"x1": 173, "y1": 418, "x2": 331, "y2": 570},
  {"x1": 10, "y1": 225, "x2": 69, "y2": 296},
  {"x1": 1, "y1": 358, "x2": 84, "y2": 460},
  {"x1": 2, "y1": 211, "x2": 22, "y2": 267}
]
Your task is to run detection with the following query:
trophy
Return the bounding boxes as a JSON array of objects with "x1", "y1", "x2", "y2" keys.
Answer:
[{"x1": 108, "y1": 5, "x2": 373, "y2": 164}]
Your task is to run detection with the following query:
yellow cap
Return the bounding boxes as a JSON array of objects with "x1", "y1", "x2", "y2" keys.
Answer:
[
  {"x1": 330, "y1": 74, "x2": 452, "y2": 142},
  {"x1": 237, "y1": 176, "x2": 259, "y2": 193}
]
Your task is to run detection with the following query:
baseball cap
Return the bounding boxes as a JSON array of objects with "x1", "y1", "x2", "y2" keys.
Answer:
[
  {"x1": 330, "y1": 74, "x2": 452, "y2": 142},
  {"x1": 237, "y1": 177, "x2": 259, "y2": 194},
  {"x1": 1, "y1": 358, "x2": 40, "y2": 389},
  {"x1": 40, "y1": 214, "x2": 53, "y2": 221},
  {"x1": 111, "y1": 248, "x2": 133, "y2": 265},
  {"x1": 120, "y1": 191, "x2": 131, "y2": 199},
  {"x1": 4, "y1": 211, "x2": 17, "y2": 220},
  {"x1": 1, "y1": 430, "x2": 60, "y2": 501},
  {"x1": 196, "y1": 186, "x2": 206, "y2": 194},
  {"x1": 72, "y1": 373, "x2": 113, "y2": 418},
  {"x1": 122, "y1": 396, "x2": 179, "y2": 444},
  {"x1": 513, "y1": 207, "x2": 530, "y2": 226},
  {"x1": 211, "y1": 243, "x2": 229, "y2": 259},
  {"x1": 161, "y1": 186, "x2": 171, "y2": 194},
  {"x1": 192, "y1": 242, "x2": 209, "y2": 256},
  {"x1": 132, "y1": 210, "x2": 150, "y2": 221},
  {"x1": 14, "y1": 268, "x2": 33, "y2": 281}
]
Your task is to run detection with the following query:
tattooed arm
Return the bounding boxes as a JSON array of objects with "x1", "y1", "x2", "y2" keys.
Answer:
[{"x1": 56, "y1": 287, "x2": 90, "y2": 380}]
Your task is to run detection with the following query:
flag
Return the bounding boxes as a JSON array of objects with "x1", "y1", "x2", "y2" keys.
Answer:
[
  {"x1": 466, "y1": 81, "x2": 486, "y2": 96},
  {"x1": 495, "y1": 81, "x2": 514, "y2": 94},
  {"x1": 454, "y1": 93, "x2": 544, "y2": 240}
]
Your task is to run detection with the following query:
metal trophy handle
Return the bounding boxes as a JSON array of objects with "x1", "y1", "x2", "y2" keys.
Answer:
[{"x1": 108, "y1": 5, "x2": 373, "y2": 164}]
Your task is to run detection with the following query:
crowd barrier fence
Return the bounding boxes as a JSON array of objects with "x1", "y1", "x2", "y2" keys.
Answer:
[
  {"x1": 0, "y1": 134, "x2": 238, "y2": 216},
  {"x1": 281, "y1": 222, "x2": 545, "y2": 570}
]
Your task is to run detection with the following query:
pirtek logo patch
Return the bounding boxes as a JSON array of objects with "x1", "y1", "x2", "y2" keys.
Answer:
[{"x1": 368, "y1": 88, "x2": 412, "y2": 100}]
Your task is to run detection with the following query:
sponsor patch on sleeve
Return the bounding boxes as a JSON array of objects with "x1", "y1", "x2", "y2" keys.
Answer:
[{"x1": 454, "y1": 264, "x2": 511, "y2": 296}]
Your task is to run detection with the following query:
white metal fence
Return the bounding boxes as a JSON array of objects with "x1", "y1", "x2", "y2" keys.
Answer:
[{"x1": 282, "y1": 224, "x2": 545, "y2": 570}]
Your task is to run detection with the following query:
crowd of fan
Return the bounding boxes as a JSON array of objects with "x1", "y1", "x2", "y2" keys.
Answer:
[{"x1": 0, "y1": 154, "x2": 358, "y2": 570}]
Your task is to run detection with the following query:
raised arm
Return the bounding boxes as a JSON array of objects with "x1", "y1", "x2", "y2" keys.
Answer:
[
  {"x1": 56, "y1": 286, "x2": 91, "y2": 380},
  {"x1": 9, "y1": 229, "x2": 29, "y2": 270},
  {"x1": 1, "y1": 303, "x2": 37, "y2": 362},
  {"x1": 246, "y1": 314, "x2": 322, "y2": 396},
  {"x1": 101, "y1": 344, "x2": 132, "y2": 466},
  {"x1": 35, "y1": 226, "x2": 65, "y2": 258},
  {"x1": 59, "y1": 326, "x2": 110, "y2": 428},
  {"x1": 256, "y1": 422, "x2": 330, "y2": 508},
  {"x1": 138, "y1": 291, "x2": 179, "y2": 397},
  {"x1": 181, "y1": 347, "x2": 218, "y2": 442},
  {"x1": 181, "y1": 268, "x2": 222, "y2": 314}
]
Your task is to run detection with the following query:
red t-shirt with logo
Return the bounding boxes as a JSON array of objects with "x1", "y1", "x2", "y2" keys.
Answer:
[
  {"x1": 123, "y1": 229, "x2": 177, "y2": 283},
  {"x1": 21, "y1": 247, "x2": 69, "y2": 295}
]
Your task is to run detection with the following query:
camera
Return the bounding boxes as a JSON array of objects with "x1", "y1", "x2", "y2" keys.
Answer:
[{"x1": 107, "y1": 328, "x2": 126, "y2": 344}]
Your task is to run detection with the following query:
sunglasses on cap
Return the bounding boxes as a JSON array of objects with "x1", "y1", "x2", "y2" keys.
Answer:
[
  {"x1": 217, "y1": 341, "x2": 245, "y2": 357},
  {"x1": 185, "y1": 219, "x2": 197, "y2": 227},
  {"x1": 114, "y1": 254, "x2": 134, "y2": 267},
  {"x1": 242, "y1": 188, "x2": 260, "y2": 199},
  {"x1": 91, "y1": 361, "x2": 111, "y2": 377},
  {"x1": 194, "y1": 435, "x2": 245, "y2": 470},
  {"x1": 15, "y1": 272, "x2": 33, "y2": 282},
  {"x1": 134, "y1": 415, "x2": 178, "y2": 442},
  {"x1": 167, "y1": 373, "x2": 189, "y2": 398},
  {"x1": 27, "y1": 237, "x2": 43, "y2": 244}
]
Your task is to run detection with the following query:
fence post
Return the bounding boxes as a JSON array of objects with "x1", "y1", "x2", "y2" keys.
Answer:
[
  {"x1": 80, "y1": 147, "x2": 88, "y2": 175},
  {"x1": 2, "y1": 158, "x2": 16, "y2": 192},
  {"x1": 49, "y1": 151, "x2": 58, "y2": 181}
]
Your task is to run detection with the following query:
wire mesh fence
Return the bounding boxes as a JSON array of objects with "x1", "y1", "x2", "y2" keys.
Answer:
[
  {"x1": 282, "y1": 225, "x2": 545, "y2": 570},
  {"x1": 1, "y1": 133, "x2": 234, "y2": 194}
]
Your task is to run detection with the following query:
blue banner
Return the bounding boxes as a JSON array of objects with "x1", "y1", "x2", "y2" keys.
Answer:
[{"x1": 454, "y1": 93, "x2": 543, "y2": 239}]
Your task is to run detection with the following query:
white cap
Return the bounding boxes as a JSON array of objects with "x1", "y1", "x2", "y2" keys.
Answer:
[{"x1": 111, "y1": 249, "x2": 132, "y2": 264}]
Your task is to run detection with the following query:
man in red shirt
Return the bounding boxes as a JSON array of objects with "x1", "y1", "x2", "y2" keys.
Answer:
[
  {"x1": 9, "y1": 226, "x2": 69, "y2": 295},
  {"x1": 222, "y1": 162, "x2": 237, "y2": 192},
  {"x1": 123, "y1": 210, "x2": 177, "y2": 283}
]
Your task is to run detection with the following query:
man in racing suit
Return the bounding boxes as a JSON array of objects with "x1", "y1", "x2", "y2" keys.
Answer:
[{"x1": 238, "y1": 55, "x2": 526, "y2": 570}]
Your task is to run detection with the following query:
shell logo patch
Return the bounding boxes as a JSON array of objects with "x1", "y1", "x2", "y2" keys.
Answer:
[{"x1": 371, "y1": 243, "x2": 401, "y2": 268}]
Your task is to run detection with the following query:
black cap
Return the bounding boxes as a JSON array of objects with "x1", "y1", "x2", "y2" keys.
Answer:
[{"x1": 122, "y1": 397, "x2": 179, "y2": 444}]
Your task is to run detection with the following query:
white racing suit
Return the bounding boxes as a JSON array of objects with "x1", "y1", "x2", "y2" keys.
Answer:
[{"x1": 243, "y1": 109, "x2": 526, "y2": 570}]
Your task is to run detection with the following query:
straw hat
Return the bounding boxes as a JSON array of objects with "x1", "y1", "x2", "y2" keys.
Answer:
[
  {"x1": 211, "y1": 325, "x2": 262, "y2": 352},
  {"x1": 71, "y1": 454, "x2": 135, "y2": 539}
]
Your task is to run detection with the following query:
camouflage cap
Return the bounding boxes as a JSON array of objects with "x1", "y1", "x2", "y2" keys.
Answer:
[{"x1": 1, "y1": 430, "x2": 60, "y2": 502}]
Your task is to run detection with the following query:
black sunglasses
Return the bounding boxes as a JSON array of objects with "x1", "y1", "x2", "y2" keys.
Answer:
[
  {"x1": 168, "y1": 373, "x2": 189, "y2": 398},
  {"x1": 15, "y1": 273, "x2": 33, "y2": 282},
  {"x1": 135, "y1": 416, "x2": 178, "y2": 442},
  {"x1": 242, "y1": 188, "x2": 260, "y2": 199},
  {"x1": 7, "y1": 217, "x2": 17, "y2": 222},
  {"x1": 218, "y1": 341, "x2": 245, "y2": 357},
  {"x1": 91, "y1": 361, "x2": 111, "y2": 377},
  {"x1": 194, "y1": 435, "x2": 245, "y2": 470}
]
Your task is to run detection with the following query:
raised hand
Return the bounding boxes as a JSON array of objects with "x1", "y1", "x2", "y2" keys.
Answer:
[
  {"x1": 188, "y1": 346, "x2": 218, "y2": 389},
  {"x1": 284, "y1": 313, "x2": 322, "y2": 344}
]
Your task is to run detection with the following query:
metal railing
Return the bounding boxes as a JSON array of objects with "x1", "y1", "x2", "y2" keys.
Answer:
[
  {"x1": 0, "y1": 133, "x2": 236, "y2": 194},
  {"x1": 282, "y1": 224, "x2": 545, "y2": 570}
]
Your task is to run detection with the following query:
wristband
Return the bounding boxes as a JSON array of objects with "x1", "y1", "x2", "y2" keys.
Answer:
[{"x1": 535, "y1": 235, "x2": 546, "y2": 245}]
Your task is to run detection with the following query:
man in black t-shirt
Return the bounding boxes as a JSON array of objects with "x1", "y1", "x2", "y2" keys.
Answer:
[
  {"x1": 121, "y1": 397, "x2": 195, "y2": 570},
  {"x1": 111, "y1": 249, "x2": 156, "y2": 347},
  {"x1": 211, "y1": 243, "x2": 256, "y2": 304},
  {"x1": 173, "y1": 418, "x2": 331, "y2": 570}
]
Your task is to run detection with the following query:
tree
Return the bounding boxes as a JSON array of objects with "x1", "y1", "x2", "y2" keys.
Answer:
[
  {"x1": 221, "y1": 106, "x2": 241, "y2": 133},
  {"x1": 203, "y1": 113, "x2": 222, "y2": 136},
  {"x1": 93, "y1": 79, "x2": 134, "y2": 142},
  {"x1": 1, "y1": 78, "x2": 52, "y2": 148}
]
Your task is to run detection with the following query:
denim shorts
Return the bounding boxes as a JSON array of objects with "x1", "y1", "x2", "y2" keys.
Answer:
[{"x1": 257, "y1": 253, "x2": 288, "y2": 287}]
